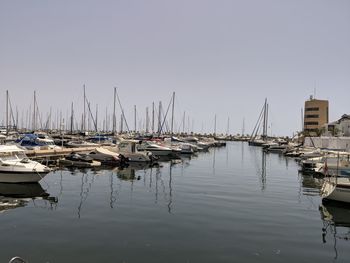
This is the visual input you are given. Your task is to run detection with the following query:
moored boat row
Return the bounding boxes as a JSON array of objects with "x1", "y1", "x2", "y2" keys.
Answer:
[{"x1": 0, "y1": 133, "x2": 227, "y2": 183}]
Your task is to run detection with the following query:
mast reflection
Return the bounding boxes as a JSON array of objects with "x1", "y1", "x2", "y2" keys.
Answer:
[{"x1": 319, "y1": 201, "x2": 350, "y2": 259}]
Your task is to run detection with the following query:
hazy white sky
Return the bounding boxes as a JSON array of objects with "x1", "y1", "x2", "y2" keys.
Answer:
[{"x1": 0, "y1": 0, "x2": 349, "y2": 135}]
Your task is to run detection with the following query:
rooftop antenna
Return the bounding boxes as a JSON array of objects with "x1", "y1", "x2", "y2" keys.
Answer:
[{"x1": 314, "y1": 81, "x2": 317, "y2": 99}]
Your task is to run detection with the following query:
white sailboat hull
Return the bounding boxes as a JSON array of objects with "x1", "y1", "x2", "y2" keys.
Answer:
[{"x1": 321, "y1": 178, "x2": 350, "y2": 203}]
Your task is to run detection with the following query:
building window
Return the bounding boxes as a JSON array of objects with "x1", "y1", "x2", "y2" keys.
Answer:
[
  {"x1": 305, "y1": 107, "x2": 319, "y2": 111},
  {"x1": 304, "y1": 122, "x2": 319, "y2": 125},
  {"x1": 305, "y1": 114, "x2": 319, "y2": 118}
]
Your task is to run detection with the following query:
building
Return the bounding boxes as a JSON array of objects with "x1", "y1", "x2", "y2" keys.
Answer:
[
  {"x1": 303, "y1": 96, "x2": 329, "y2": 136},
  {"x1": 324, "y1": 114, "x2": 350, "y2": 137}
]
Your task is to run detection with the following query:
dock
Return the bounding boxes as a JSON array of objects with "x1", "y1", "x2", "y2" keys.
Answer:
[{"x1": 25, "y1": 147, "x2": 97, "y2": 159}]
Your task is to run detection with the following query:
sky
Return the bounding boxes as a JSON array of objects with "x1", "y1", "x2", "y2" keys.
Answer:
[{"x1": 0, "y1": 0, "x2": 349, "y2": 136}]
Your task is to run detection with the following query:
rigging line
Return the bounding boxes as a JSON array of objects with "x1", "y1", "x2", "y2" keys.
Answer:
[
  {"x1": 250, "y1": 102, "x2": 265, "y2": 140},
  {"x1": 33, "y1": 96, "x2": 44, "y2": 130},
  {"x1": 44, "y1": 110, "x2": 53, "y2": 130},
  {"x1": 8, "y1": 97, "x2": 16, "y2": 128},
  {"x1": 84, "y1": 93, "x2": 98, "y2": 131},
  {"x1": 158, "y1": 95, "x2": 173, "y2": 136},
  {"x1": 115, "y1": 87, "x2": 130, "y2": 133}
]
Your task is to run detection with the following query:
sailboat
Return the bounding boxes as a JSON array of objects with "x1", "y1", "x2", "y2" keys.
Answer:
[
  {"x1": 321, "y1": 154, "x2": 350, "y2": 203},
  {"x1": 249, "y1": 98, "x2": 269, "y2": 146},
  {"x1": 321, "y1": 177, "x2": 350, "y2": 203}
]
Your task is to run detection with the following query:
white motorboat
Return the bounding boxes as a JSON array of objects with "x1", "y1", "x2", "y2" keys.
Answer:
[
  {"x1": 177, "y1": 143, "x2": 195, "y2": 154},
  {"x1": 321, "y1": 177, "x2": 350, "y2": 203},
  {"x1": 17, "y1": 133, "x2": 61, "y2": 150},
  {"x1": 137, "y1": 141, "x2": 173, "y2": 156},
  {"x1": 113, "y1": 140, "x2": 153, "y2": 162},
  {"x1": 0, "y1": 145, "x2": 51, "y2": 183},
  {"x1": 88, "y1": 147, "x2": 129, "y2": 166}
]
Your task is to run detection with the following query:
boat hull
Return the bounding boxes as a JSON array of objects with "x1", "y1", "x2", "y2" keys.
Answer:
[
  {"x1": 0, "y1": 171, "x2": 49, "y2": 183},
  {"x1": 58, "y1": 159, "x2": 101, "y2": 168},
  {"x1": 322, "y1": 178, "x2": 350, "y2": 203},
  {"x1": 146, "y1": 149, "x2": 173, "y2": 156}
]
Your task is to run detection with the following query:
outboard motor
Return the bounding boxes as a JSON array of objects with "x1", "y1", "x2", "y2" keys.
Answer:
[{"x1": 118, "y1": 154, "x2": 129, "y2": 166}]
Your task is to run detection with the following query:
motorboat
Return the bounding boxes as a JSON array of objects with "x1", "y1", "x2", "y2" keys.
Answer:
[
  {"x1": 163, "y1": 138, "x2": 195, "y2": 155},
  {"x1": 113, "y1": 140, "x2": 154, "y2": 162},
  {"x1": 137, "y1": 141, "x2": 174, "y2": 157},
  {"x1": 0, "y1": 145, "x2": 51, "y2": 183},
  {"x1": 16, "y1": 133, "x2": 61, "y2": 150},
  {"x1": 88, "y1": 147, "x2": 129, "y2": 166},
  {"x1": 195, "y1": 141, "x2": 210, "y2": 151},
  {"x1": 58, "y1": 152, "x2": 101, "y2": 168}
]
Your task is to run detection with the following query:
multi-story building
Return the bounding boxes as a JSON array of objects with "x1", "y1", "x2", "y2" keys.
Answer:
[{"x1": 303, "y1": 96, "x2": 329, "y2": 136}]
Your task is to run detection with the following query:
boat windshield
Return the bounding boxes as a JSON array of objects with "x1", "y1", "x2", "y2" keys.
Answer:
[
  {"x1": 15, "y1": 151, "x2": 27, "y2": 159},
  {"x1": 0, "y1": 152, "x2": 18, "y2": 161}
]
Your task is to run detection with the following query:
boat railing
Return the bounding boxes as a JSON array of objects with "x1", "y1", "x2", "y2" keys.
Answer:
[{"x1": 9, "y1": 257, "x2": 27, "y2": 263}]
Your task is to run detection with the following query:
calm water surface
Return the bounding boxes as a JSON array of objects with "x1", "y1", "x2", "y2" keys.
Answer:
[{"x1": 1, "y1": 142, "x2": 350, "y2": 262}]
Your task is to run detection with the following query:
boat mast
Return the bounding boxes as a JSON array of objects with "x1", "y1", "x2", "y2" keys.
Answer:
[
  {"x1": 182, "y1": 111, "x2": 186, "y2": 133},
  {"x1": 265, "y1": 103, "x2": 269, "y2": 139},
  {"x1": 95, "y1": 104, "x2": 98, "y2": 132},
  {"x1": 134, "y1": 105, "x2": 137, "y2": 133},
  {"x1": 33, "y1": 90, "x2": 36, "y2": 131},
  {"x1": 112, "y1": 87, "x2": 116, "y2": 134},
  {"x1": 120, "y1": 113, "x2": 123, "y2": 133},
  {"x1": 70, "y1": 102, "x2": 74, "y2": 133},
  {"x1": 105, "y1": 106, "x2": 108, "y2": 132},
  {"x1": 151, "y1": 102, "x2": 155, "y2": 134},
  {"x1": 115, "y1": 88, "x2": 130, "y2": 132},
  {"x1": 262, "y1": 98, "x2": 268, "y2": 141},
  {"x1": 157, "y1": 101, "x2": 162, "y2": 134},
  {"x1": 83, "y1": 85, "x2": 86, "y2": 132},
  {"x1": 214, "y1": 114, "x2": 217, "y2": 136},
  {"x1": 6, "y1": 90, "x2": 8, "y2": 135},
  {"x1": 170, "y1": 92, "x2": 175, "y2": 135},
  {"x1": 226, "y1": 117, "x2": 230, "y2": 135},
  {"x1": 146, "y1": 107, "x2": 149, "y2": 133},
  {"x1": 242, "y1": 117, "x2": 245, "y2": 136}
]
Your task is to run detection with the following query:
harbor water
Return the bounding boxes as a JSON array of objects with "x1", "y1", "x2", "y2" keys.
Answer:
[{"x1": 1, "y1": 142, "x2": 349, "y2": 262}]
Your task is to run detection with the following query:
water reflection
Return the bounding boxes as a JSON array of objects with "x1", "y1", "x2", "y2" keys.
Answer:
[
  {"x1": 298, "y1": 171, "x2": 324, "y2": 197},
  {"x1": 0, "y1": 183, "x2": 57, "y2": 213},
  {"x1": 319, "y1": 201, "x2": 350, "y2": 259},
  {"x1": 261, "y1": 151, "x2": 267, "y2": 191},
  {"x1": 77, "y1": 172, "x2": 95, "y2": 218},
  {"x1": 250, "y1": 146, "x2": 267, "y2": 191},
  {"x1": 168, "y1": 161, "x2": 174, "y2": 213},
  {"x1": 69, "y1": 160, "x2": 179, "y2": 217}
]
